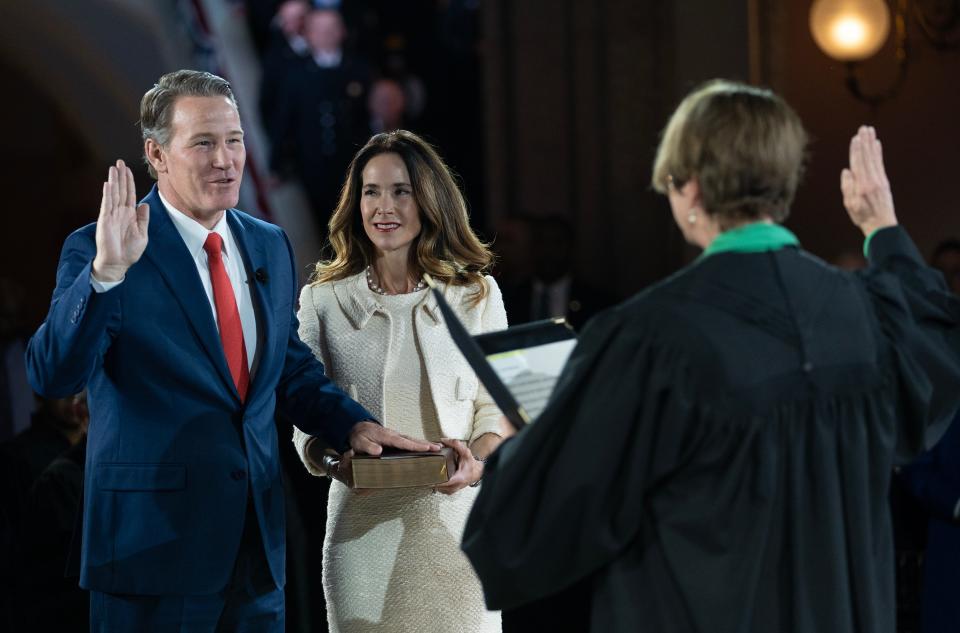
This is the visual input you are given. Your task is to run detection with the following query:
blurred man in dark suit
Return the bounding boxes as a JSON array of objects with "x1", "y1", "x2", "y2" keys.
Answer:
[
  {"x1": 266, "y1": 8, "x2": 369, "y2": 232},
  {"x1": 1, "y1": 392, "x2": 88, "y2": 632},
  {"x1": 500, "y1": 215, "x2": 617, "y2": 332},
  {"x1": 259, "y1": 0, "x2": 312, "y2": 128}
]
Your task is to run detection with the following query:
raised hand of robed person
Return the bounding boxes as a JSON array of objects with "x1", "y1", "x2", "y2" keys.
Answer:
[
  {"x1": 840, "y1": 126, "x2": 898, "y2": 237},
  {"x1": 92, "y1": 159, "x2": 150, "y2": 282}
]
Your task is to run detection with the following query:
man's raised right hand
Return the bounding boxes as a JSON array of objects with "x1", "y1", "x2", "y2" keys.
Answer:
[{"x1": 92, "y1": 159, "x2": 150, "y2": 282}]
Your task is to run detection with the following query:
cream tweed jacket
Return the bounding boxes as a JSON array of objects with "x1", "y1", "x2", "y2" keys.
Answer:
[{"x1": 292, "y1": 271, "x2": 508, "y2": 474}]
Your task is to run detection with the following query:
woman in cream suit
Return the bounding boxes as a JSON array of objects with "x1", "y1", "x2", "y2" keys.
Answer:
[{"x1": 293, "y1": 130, "x2": 506, "y2": 632}]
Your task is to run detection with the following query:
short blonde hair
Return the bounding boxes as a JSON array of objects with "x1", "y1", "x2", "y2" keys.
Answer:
[{"x1": 652, "y1": 80, "x2": 807, "y2": 226}]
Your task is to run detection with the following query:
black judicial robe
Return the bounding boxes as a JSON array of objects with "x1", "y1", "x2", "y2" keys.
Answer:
[{"x1": 462, "y1": 226, "x2": 960, "y2": 633}]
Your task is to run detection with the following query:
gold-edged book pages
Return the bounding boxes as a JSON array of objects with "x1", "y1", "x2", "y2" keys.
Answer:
[{"x1": 350, "y1": 447, "x2": 456, "y2": 489}]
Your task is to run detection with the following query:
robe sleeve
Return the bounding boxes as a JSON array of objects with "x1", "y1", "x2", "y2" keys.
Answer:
[
  {"x1": 859, "y1": 226, "x2": 960, "y2": 462},
  {"x1": 462, "y1": 304, "x2": 700, "y2": 609}
]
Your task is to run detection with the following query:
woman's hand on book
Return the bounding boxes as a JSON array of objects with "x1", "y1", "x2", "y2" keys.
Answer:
[{"x1": 434, "y1": 439, "x2": 483, "y2": 495}]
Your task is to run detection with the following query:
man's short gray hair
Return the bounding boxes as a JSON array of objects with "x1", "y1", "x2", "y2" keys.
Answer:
[{"x1": 139, "y1": 70, "x2": 238, "y2": 178}]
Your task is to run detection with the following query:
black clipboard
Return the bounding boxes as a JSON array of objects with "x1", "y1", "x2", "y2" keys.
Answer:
[{"x1": 424, "y1": 274, "x2": 576, "y2": 431}]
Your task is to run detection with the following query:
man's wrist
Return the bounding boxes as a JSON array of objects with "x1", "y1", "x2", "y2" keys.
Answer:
[{"x1": 91, "y1": 260, "x2": 129, "y2": 284}]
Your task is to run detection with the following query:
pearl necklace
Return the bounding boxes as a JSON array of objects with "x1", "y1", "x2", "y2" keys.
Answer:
[{"x1": 365, "y1": 266, "x2": 427, "y2": 295}]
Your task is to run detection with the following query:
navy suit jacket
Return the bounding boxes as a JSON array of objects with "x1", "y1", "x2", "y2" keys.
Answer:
[
  {"x1": 25, "y1": 186, "x2": 372, "y2": 595},
  {"x1": 900, "y1": 412, "x2": 960, "y2": 632}
]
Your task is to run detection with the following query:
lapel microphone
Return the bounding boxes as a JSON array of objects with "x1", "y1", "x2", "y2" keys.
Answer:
[{"x1": 255, "y1": 268, "x2": 269, "y2": 284}]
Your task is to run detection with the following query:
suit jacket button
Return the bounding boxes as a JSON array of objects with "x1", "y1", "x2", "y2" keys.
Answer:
[{"x1": 231, "y1": 469, "x2": 246, "y2": 481}]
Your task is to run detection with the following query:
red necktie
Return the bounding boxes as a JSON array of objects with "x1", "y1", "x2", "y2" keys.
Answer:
[{"x1": 203, "y1": 233, "x2": 250, "y2": 402}]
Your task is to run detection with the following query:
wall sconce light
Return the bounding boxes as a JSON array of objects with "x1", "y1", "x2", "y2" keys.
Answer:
[
  {"x1": 809, "y1": 0, "x2": 907, "y2": 109},
  {"x1": 810, "y1": 0, "x2": 892, "y2": 59},
  {"x1": 810, "y1": 0, "x2": 960, "y2": 109}
]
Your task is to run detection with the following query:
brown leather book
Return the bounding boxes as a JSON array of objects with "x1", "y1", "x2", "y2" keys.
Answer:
[{"x1": 350, "y1": 447, "x2": 456, "y2": 489}]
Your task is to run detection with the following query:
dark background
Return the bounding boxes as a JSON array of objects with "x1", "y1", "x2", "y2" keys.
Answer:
[{"x1": 1, "y1": 1, "x2": 959, "y2": 329}]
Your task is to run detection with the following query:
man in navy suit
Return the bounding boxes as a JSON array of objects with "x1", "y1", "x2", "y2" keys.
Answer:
[{"x1": 25, "y1": 69, "x2": 435, "y2": 632}]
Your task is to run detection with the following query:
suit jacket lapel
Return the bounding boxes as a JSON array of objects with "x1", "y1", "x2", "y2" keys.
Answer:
[
  {"x1": 141, "y1": 186, "x2": 237, "y2": 397},
  {"x1": 226, "y1": 211, "x2": 275, "y2": 399}
]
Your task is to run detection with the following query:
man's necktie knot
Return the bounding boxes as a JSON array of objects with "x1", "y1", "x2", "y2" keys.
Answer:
[{"x1": 203, "y1": 232, "x2": 224, "y2": 260}]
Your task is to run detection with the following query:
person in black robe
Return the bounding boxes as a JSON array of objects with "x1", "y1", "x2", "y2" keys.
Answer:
[{"x1": 461, "y1": 80, "x2": 960, "y2": 633}]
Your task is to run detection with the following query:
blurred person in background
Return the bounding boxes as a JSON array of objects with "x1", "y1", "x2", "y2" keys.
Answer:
[
  {"x1": 1, "y1": 392, "x2": 88, "y2": 631},
  {"x1": 0, "y1": 393, "x2": 88, "y2": 533},
  {"x1": 292, "y1": 130, "x2": 506, "y2": 633},
  {"x1": 0, "y1": 277, "x2": 33, "y2": 442},
  {"x1": 266, "y1": 8, "x2": 370, "y2": 234},
  {"x1": 259, "y1": 0, "x2": 311, "y2": 127},
  {"x1": 5, "y1": 392, "x2": 89, "y2": 632},
  {"x1": 499, "y1": 214, "x2": 616, "y2": 331},
  {"x1": 898, "y1": 408, "x2": 960, "y2": 633},
  {"x1": 831, "y1": 249, "x2": 867, "y2": 271},
  {"x1": 463, "y1": 81, "x2": 960, "y2": 633},
  {"x1": 366, "y1": 77, "x2": 406, "y2": 134},
  {"x1": 892, "y1": 238, "x2": 960, "y2": 633},
  {"x1": 489, "y1": 216, "x2": 533, "y2": 287}
]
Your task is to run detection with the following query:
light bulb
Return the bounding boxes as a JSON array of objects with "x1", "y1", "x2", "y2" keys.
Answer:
[{"x1": 810, "y1": 0, "x2": 891, "y2": 61}]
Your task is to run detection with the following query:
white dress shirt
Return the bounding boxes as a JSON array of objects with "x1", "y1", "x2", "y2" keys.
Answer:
[
  {"x1": 313, "y1": 49, "x2": 343, "y2": 68},
  {"x1": 90, "y1": 193, "x2": 258, "y2": 371}
]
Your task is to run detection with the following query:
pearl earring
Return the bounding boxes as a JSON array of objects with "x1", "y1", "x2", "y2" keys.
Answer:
[{"x1": 687, "y1": 211, "x2": 697, "y2": 225}]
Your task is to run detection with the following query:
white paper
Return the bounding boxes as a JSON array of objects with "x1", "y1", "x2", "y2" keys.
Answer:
[{"x1": 487, "y1": 339, "x2": 577, "y2": 421}]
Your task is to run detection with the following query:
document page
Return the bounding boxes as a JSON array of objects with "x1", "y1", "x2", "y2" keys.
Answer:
[
  {"x1": 474, "y1": 319, "x2": 577, "y2": 423},
  {"x1": 428, "y1": 270, "x2": 577, "y2": 429},
  {"x1": 486, "y1": 339, "x2": 577, "y2": 421}
]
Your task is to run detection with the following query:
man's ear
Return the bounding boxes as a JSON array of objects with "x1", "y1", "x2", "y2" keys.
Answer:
[{"x1": 145, "y1": 138, "x2": 166, "y2": 175}]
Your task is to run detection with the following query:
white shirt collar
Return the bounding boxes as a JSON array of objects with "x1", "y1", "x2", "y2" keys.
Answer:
[
  {"x1": 158, "y1": 190, "x2": 231, "y2": 260},
  {"x1": 288, "y1": 34, "x2": 309, "y2": 56},
  {"x1": 313, "y1": 49, "x2": 343, "y2": 68}
]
